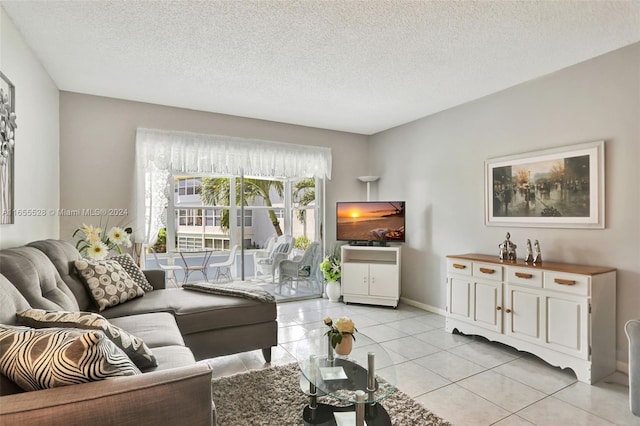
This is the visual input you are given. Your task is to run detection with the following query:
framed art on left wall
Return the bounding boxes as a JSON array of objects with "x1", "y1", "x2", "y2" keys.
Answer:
[
  {"x1": 0, "y1": 71, "x2": 16, "y2": 225},
  {"x1": 485, "y1": 140, "x2": 605, "y2": 229}
]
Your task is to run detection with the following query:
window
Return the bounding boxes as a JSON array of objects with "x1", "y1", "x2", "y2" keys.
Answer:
[
  {"x1": 176, "y1": 178, "x2": 201, "y2": 196},
  {"x1": 237, "y1": 210, "x2": 253, "y2": 227},
  {"x1": 215, "y1": 239, "x2": 230, "y2": 250},
  {"x1": 205, "y1": 209, "x2": 214, "y2": 226},
  {"x1": 177, "y1": 209, "x2": 202, "y2": 227},
  {"x1": 203, "y1": 237, "x2": 229, "y2": 250},
  {"x1": 135, "y1": 128, "x2": 331, "y2": 254},
  {"x1": 205, "y1": 208, "x2": 223, "y2": 227},
  {"x1": 177, "y1": 235, "x2": 203, "y2": 250}
]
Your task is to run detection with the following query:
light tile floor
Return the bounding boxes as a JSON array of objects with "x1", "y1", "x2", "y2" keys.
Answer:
[{"x1": 206, "y1": 298, "x2": 638, "y2": 426}]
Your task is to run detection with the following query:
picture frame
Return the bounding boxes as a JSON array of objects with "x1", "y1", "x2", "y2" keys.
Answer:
[
  {"x1": 0, "y1": 71, "x2": 16, "y2": 225},
  {"x1": 485, "y1": 140, "x2": 605, "y2": 229}
]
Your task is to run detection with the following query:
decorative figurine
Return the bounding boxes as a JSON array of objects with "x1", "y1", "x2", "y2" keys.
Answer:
[
  {"x1": 499, "y1": 243, "x2": 507, "y2": 261},
  {"x1": 499, "y1": 232, "x2": 517, "y2": 262},
  {"x1": 525, "y1": 239, "x2": 534, "y2": 264},
  {"x1": 498, "y1": 233, "x2": 509, "y2": 261},
  {"x1": 507, "y1": 239, "x2": 517, "y2": 262},
  {"x1": 533, "y1": 239, "x2": 542, "y2": 264}
]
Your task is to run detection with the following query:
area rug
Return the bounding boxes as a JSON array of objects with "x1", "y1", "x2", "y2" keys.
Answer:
[{"x1": 211, "y1": 362, "x2": 450, "y2": 426}]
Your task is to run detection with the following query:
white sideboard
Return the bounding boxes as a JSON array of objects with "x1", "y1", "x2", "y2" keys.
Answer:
[
  {"x1": 341, "y1": 246, "x2": 401, "y2": 308},
  {"x1": 446, "y1": 253, "x2": 616, "y2": 384}
]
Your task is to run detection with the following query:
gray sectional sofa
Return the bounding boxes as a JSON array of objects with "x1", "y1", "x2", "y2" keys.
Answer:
[{"x1": 0, "y1": 239, "x2": 278, "y2": 425}]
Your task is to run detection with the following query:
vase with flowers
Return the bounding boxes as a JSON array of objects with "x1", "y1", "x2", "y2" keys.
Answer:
[
  {"x1": 324, "y1": 316, "x2": 357, "y2": 356},
  {"x1": 73, "y1": 223, "x2": 132, "y2": 260},
  {"x1": 320, "y1": 247, "x2": 342, "y2": 302}
]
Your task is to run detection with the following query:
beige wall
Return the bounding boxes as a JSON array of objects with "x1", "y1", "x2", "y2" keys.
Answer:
[
  {"x1": 0, "y1": 8, "x2": 59, "y2": 248},
  {"x1": 369, "y1": 43, "x2": 640, "y2": 366},
  {"x1": 58, "y1": 92, "x2": 369, "y2": 247}
]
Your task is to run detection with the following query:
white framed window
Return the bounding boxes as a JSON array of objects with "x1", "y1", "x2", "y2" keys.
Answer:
[
  {"x1": 177, "y1": 235, "x2": 203, "y2": 250},
  {"x1": 177, "y1": 208, "x2": 203, "y2": 226},
  {"x1": 237, "y1": 209, "x2": 253, "y2": 227},
  {"x1": 176, "y1": 178, "x2": 201, "y2": 196}
]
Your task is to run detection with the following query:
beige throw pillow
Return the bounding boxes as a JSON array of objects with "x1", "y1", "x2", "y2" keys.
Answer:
[{"x1": 75, "y1": 258, "x2": 145, "y2": 311}]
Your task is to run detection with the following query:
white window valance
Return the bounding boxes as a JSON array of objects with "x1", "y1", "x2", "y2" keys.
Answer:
[
  {"x1": 135, "y1": 128, "x2": 332, "y2": 178},
  {"x1": 133, "y1": 128, "x2": 332, "y2": 243}
]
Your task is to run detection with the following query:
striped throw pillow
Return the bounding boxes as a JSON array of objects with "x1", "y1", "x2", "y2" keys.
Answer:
[
  {"x1": 0, "y1": 325, "x2": 140, "y2": 391},
  {"x1": 17, "y1": 309, "x2": 157, "y2": 370}
]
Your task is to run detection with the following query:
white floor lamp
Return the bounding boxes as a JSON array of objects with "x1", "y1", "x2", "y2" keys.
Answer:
[{"x1": 357, "y1": 175, "x2": 379, "y2": 201}]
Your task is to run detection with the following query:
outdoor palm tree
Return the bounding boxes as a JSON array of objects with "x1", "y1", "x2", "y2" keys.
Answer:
[
  {"x1": 292, "y1": 178, "x2": 316, "y2": 244},
  {"x1": 293, "y1": 178, "x2": 316, "y2": 223},
  {"x1": 199, "y1": 177, "x2": 285, "y2": 236}
]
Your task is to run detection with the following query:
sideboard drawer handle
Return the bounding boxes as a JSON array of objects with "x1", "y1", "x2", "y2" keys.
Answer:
[
  {"x1": 479, "y1": 267, "x2": 495, "y2": 274},
  {"x1": 554, "y1": 278, "x2": 577, "y2": 286},
  {"x1": 453, "y1": 264, "x2": 467, "y2": 269},
  {"x1": 515, "y1": 272, "x2": 533, "y2": 279}
]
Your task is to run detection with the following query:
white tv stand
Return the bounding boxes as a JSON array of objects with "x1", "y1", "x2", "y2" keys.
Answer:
[{"x1": 341, "y1": 245, "x2": 401, "y2": 308}]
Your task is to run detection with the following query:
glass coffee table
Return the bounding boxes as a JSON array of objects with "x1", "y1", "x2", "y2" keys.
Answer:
[{"x1": 295, "y1": 328, "x2": 397, "y2": 425}]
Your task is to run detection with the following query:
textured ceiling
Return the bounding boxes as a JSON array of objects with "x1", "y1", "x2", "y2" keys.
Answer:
[{"x1": 2, "y1": 1, "x2": 639, "y2": 134}]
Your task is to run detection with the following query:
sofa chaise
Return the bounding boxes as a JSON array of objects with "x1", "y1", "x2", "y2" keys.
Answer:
[{"x1": 0, "y1": 239, "x2": 278, "y2": 425}]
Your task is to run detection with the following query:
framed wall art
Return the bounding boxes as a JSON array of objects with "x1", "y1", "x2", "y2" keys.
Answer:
[
  {"x1": 485, "y1": 140, "x2": 605, "y2": 229},
  {"x1": 0, "y1": 71, "x2": 16, "y2": 225}
]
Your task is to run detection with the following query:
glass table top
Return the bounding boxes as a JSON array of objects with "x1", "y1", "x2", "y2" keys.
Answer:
[{"x1": 295, "y1": 328, "x2": 397, "y2": 404}]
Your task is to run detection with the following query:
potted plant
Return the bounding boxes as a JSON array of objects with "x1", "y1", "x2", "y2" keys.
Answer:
[{"x1": 319, "y1": 246, "x2": 341, "y2": 302}]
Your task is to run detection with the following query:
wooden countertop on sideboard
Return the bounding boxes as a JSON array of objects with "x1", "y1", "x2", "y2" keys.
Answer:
[{"x1": 447, "y1": 253, "x2": 616, "y2": 276}]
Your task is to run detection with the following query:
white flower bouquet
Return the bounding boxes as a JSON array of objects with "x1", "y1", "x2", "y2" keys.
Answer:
[
  {"x1": 324, "y1": 316, "x2": 357, "y2": 348},
  {"x1": 73, "y1": 223, "x2": 132, "y2": 260}
]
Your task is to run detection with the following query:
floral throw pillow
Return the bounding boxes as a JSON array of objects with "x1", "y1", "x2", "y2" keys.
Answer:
[
  {"x1": 17, "y1": 309, "x2": 157, "y2": 370},
  {"x1": 110, "y1": 253, "x2": 154, "y2": 292},
  {"x1": 0, "y1": 325, "x2": 140, "y2": 391},
  {"x1": 75, "y1": 259, "x2": 145, "y2": 312}
]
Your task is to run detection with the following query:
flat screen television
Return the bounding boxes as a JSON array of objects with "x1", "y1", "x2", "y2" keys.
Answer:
[{"x1": 336, "y1": 201, "x2": 405, "y2": 244}]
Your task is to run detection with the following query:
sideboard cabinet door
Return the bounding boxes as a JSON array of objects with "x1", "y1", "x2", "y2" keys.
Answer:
[{"x1": 505, "y1": 284, "x2": 542, "y2": 344}]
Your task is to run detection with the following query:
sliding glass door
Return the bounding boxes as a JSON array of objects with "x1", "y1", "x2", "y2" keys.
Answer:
[{"x1": 150, "y1": 173, "x2": 323, "y2": 297}]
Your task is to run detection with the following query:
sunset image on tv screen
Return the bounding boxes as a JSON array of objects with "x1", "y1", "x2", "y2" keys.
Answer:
[{"x1": 336, "y1": 202, "x2": 405, "y2": 241}]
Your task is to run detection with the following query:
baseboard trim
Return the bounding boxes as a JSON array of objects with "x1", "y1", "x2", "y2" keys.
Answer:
[
  {"x1": 617, "y1": 360, "x2": 629, "y2": 375},
  {"x1": 400, "y1": 297, "x2": 446, "y2": 316}
]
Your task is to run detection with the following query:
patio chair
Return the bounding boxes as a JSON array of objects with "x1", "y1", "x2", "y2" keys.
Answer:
[
  {"x1": 255, "y1": 235, "x2": 295, "y2": 282},
  {"x1": 209, "y1": 245, "x2": 239, "y2": 282},
  {"x1": 277, "y1": 241, "x2": 322, "y2": 293},
  {"x1": 148, "y1": 247, "x2": 184, "y2": 288},
  {"x1": 253, "y1": 234, "x2": 276, "y2": 263}
]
